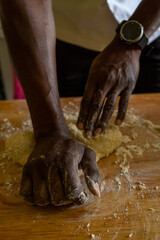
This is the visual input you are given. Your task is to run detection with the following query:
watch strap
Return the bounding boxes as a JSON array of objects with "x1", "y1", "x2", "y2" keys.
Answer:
[
  {"x1": 116, "y1": 20, "x2": 127, "y2": 34},
  {"x1": 136, "y1": 33, "x2": 148, "y2": 50}
]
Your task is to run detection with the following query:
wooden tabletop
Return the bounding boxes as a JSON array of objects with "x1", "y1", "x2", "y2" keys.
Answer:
[{"x1": 0, "y1": 93, "x2": 160, "y2": 240}]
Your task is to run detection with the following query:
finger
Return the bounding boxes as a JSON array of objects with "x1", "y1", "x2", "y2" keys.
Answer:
[
  {"x1": 77, "y1": 76, "x2": 96, "y2": 130},
  {"x1": 94, "y1": 91, "x2": 118, "y2": 135},
  {"x1": 48, "y1": 165, "x2": 72, "y2": 206},
  {"x1": 61, "y1": 153, "x2": 87, "y2": 205},
  {"x1": 81, "y1": 148, "x2": 100, "y2": 197},
  {"x1": 33, "y1": 175, "x2": 51, "y2": 206},
  {"x1": 20, "y1": 165, "x2": 34, "y2": 205},
  {"x1": 115, "y1": 88, "x2": 131, "y2": 125},
  {"x1": 84, "y1": 89, "x2": 104, "y2": 138}
]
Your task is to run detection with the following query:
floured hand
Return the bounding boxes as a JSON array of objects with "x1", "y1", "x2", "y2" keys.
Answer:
[{"x1": 20, "y1": 132, "x2": 100, "y2": 206}]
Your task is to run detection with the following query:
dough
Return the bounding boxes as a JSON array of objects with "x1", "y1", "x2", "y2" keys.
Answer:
[
  {"x1": 4, "y1": 112, "x2": 122, "y2": 166},
  {"x1": 65, "y1": 112, "x2": 122, "y2": 161},
  {"x1": 5, "y1": 132, "x2": 35, "y2": 166}
]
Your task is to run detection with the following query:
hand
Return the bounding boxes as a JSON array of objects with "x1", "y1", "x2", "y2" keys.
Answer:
[
  {"x1": 19, "y1": 132, "x2": 100, "y2": 206},
  {"x1": 77, "y1": 36, "x2": 141, "y2": 137}
]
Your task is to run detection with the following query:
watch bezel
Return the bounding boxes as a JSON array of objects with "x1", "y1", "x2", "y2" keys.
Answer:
[{"x1": 120, "y1": 20, "x2": 144, "y2": 44}]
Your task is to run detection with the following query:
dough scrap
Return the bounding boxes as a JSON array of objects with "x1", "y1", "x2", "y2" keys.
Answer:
[{"x1": 4, "y1": 112, "x2": 122, "y2": 166}]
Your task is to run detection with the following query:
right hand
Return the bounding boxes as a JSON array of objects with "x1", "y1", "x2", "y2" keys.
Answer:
[
  {"x1": 77, "y1": 36, "x2": 141, "y2": 137},
  {"x1": 19, "y1": 132, "x2": 100, "y2": 206}
]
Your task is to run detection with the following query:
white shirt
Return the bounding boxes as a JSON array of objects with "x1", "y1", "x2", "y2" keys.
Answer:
[
  {"x1": 53, "y1": 0, "x2": 160, "y2": 51},
  {"x1": 107, "y1": 0, "x2": 160, "y2": 45},
  {"x1": 0, "y1": 1, "x2": 160, "y2": 51}
]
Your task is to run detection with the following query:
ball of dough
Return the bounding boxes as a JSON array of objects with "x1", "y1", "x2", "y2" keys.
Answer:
[{"x1": 4, "y1": 113, "x2": 122, "y2": 166}]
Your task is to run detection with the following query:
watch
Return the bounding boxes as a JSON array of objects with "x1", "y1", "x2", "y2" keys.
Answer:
[{"x1": 116, "y1": 20, "x2": 148, "y2": 50}]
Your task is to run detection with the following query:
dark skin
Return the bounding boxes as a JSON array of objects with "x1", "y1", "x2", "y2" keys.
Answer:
[
  {"x1": 0, "y1": 0, "x2": 100, "y2": 206},
  {"x1": 77, "y1": 0, "x2": 160, "y2": 138},
  {"x1": 77, "y1": 37, "x2": 141, "y2": 138},
  {"x1": 0, "y1": 0, "x2": 160, "y2": 206}
]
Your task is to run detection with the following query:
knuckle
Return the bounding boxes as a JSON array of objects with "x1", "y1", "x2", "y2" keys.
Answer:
[
  {"x1": 117, "y1": 110, "x2": 126, "y2": 120},
  {"x1": 72, "y1": 191, "x2": 86, "y2": 205},
  {"x1": 64, "y1": 138, "x2": 77, "y2": 149},
  {"x1": 105, "y1": 101, "x2": 115, "y2": 112},
  {"x1": 34, "y1": 196, "x2": 49, "y2": 206},
  {"x1": 28, "y1": 155, "x2": 49, "y2": 171},
  {"x1": 120, "y1": 98, "x2": 129, "y2": 109},
  {"x1": 92, "y1": 103, "x2": 100, "y2": 111},
  {"x1": 86, "y1": 147, "x2": 96, "y2": 160},
  {"x1": 91, "y1": 169, "x2": 100, "y2": 179},
  {"x1": 66, "y1": 188, "x2": 79, "y2": 200},
  {"x1": 99, "y1": 118, "x2": 108, "y2": 128},
  {"x1": 51, "y1": 199, "x2": 62, "y2": 206},
  {"x1": 94, "y1": 89, "x2": 103, "y2": 98},
  {"x1": 20, "y1": 188, "x2": 33, "y2": 201},
  {"x1": 51, "y1": 196, "x2": 72, "y2": 206},
  {"x1": 78, "y1": 112, "x2": 88, "y2": 123},
  {"x1": 60, "y1": 139, "x2": 83, "y2": 164},
  {"x1": 85, "y1": 120, "x2": 94, "y2": 130},
  {"x1": 81, "y1": 98, "x2": 91, "y2": 108},
  {"x1": 109, "y1": 92, "x2": 116, "y2": 98}
]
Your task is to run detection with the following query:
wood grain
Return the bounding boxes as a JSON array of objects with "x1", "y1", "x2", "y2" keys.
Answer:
[{"x1": 0, "y1": 94, "x2": 160, "y2": 240}]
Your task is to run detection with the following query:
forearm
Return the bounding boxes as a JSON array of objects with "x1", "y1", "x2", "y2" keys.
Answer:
[
  {"x1": 0, "y1": 0, "x2": 69, "y2": 140},
  {"x1": 130, "y1": 0, "x2": 160, "y2": 38}
]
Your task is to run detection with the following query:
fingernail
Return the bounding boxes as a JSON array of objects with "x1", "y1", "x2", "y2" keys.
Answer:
[
  {"x1": 115, "y1": 119, "x2": 122, "y2": 126},
  {"x1": 94, "y1": 128, "x2": 102, "y2": 136},
  {"x1": 77, "y1": 122, "x2": 84, "y2": 130},
  {"x1": 85, "y1": 130, "x2": 92, "y2": 139},
  {"x1": 94, "y1": 183, "x2": 101, "y2": 198}
]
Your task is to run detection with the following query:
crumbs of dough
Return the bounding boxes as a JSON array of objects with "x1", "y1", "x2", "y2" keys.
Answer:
[
  {"x1": 126, "y1": 145, "x2": 143, "y2": 156},
  {"x1": 151, "y1": 142, "x2": 160, "y2": 152},
  {"x1": 131, "y1": 130, "x2": 138, "y2": 140},
  {"x1": 132, "y1": 181, "x2": 146, "y2": 190},
  {"x1": 115, "y1": 147, "x2": 132, "y2": 159},
  {"x1": 114, "y1": 176, "x2": 121, "y2": 191},
  {"x1": 122, "y1": 135, "x2": 131, "y2": 144}
]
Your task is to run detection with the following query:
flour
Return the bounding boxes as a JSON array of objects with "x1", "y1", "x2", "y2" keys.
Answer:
[{"x1": 114, "y1": 110, "x2": 160, "y2": 190}]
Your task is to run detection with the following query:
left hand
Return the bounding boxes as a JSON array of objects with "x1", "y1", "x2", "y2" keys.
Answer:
[{"x1": 77, "y1": 36, "x2": 141, "y2": 137}]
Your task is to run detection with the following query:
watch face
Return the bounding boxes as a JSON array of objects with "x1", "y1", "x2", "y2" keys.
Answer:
[{"x1": 120, "y1": 20, "x2": 143, "y2": 43}]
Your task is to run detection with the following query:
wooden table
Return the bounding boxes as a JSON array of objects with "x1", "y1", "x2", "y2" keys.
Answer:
[{"x1": 0, "y1": 94, "x2": 160, "y2": 240}]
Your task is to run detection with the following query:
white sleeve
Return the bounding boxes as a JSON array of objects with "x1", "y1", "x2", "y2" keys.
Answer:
[
  {"x1": 107, "y1": 0, "x2": 141, "y2": 23},
  {"x1": 106, "y1": 0, "x2": 160, "y2": 44}
]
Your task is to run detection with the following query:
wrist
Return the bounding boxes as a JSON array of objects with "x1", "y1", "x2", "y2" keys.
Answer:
[
  {"x1": 112, "y1": 34, "x2": 142, "y2": 57},
  {"x1": 34, "y1": 120, "x2": 70, "y2": 141},
  {"x1": 35, "y1": 127, "x2": 71, "y2": 144},
  {"x1": 113, "y1": 34, "x2": 141, "y2": 56},
  {"x1": 28, "y1": 101, "x2": 70, "y2": 140}
]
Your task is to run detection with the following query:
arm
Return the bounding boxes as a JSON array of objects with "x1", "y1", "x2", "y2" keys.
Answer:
[
  {"x1": 130, "y1": 0, "x2": 160, "y2": 38},
  {"x1": 77, "y1": 0, "x2": 160, "y2": 137},
  {"x1": 0, "y1": 0, "x2": 100, "y2": 206},
  {"x1": 0, "y1": 0, "x2": 64, "y2": 139}
]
